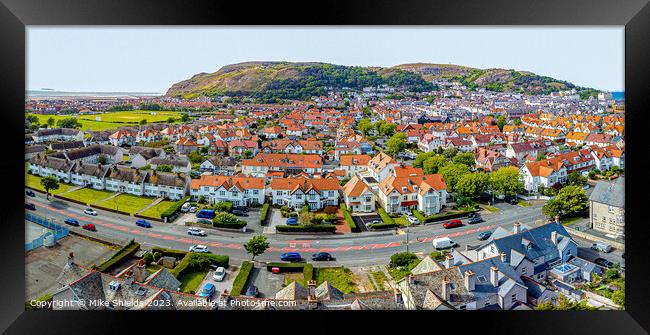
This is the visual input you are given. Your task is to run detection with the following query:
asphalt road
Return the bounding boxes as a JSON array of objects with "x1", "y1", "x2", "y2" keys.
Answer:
[{"x1": 25, "y1": 191, "x2": 622, "y2": 267}]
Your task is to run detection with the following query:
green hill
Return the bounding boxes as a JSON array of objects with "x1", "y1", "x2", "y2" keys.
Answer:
[{"x1": 165, "y1": 61, "x2": 592, "y2": 101}]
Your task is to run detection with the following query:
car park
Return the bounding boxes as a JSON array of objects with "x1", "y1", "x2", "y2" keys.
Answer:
[
  {"x1": 244, "y1": 285, "x2": 259, "y2": 297},
  {"x1": 232, "y1": 209, "x2": 248, "y2": 216},
  {"x1": 594, "y1": 258, "x2": 615, "y2": 269},
  {"x1": 26, "y1": 190, "x2": 35, "y2": 197},
  {"x1": 82, "y1": 223, "x2": 96, "y2": 231},
  {"x1": 189, "y1": 245, "x2": 210, "y2": 253},
  {"x1": 477, "y1": 231, "x2": 492, "y2": 240},
  {"x1": 468, "y1": 217, "x2": 484, "y2": 224},
  {"x1": 442, "y1": 220, "x2": 463, "y2": 229},
  {"x1": 212, "y1": 267, "x2": 226, "y2": 281},
  {"x1": 311, "y1": 252, "x2": 334, "y2": 261},
  {"x1": 280, "y1": 252, "x2": 302, "y2": 262},
  {"x1": 84, "y1": 208, "x2": 97, "y2": 216},
  {"x1": 25, "y1": 203, "x2": 36, "y2": 210},
  {"x1": 135, "y1": 219, "x2": 152, "y2": 228},
  {"x1": 198, "y1": 283, "x2": 215, "y2": 298},
  {"x1": 64, "y1": 218, "x2": 80, "y2": 226},
  {"x1": 187, "y1": 227, "x2": 207, "y2": 236}
]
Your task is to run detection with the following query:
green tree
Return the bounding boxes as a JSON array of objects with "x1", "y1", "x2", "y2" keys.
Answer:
[
  {"x1": 180, "y1": 113, "x2": 190, "y2": 122},
  {"x1": 513, "y1": 118, "x2": 522, "y2": 125},
  {"x1": 413, "y1": 152, "x2": 434, "y2": 168},
  {"x1": 439, "y1": 163, "x2": 471, "y2": 192},
  {"x1": 26, "y1": 115, "x2": 39, "y2": 124},
  {"x1": 490, "y1": 166, "x2": 524, "y2": 198},
  {"x1": 187, "y1": 151, "x2": 205, "y2": 164},
  {"x1": 422, "y1": 155, "x2": 448, "y2": 174},
  {"x1": 97, "y1": 154, "x2": 107, "y2": 165},
  {"x1": 567, "y1": 172, "x2": 587, "y2": 186},
  {"x1": 452, "y1": 152, "x2": 476, "y2": 168},
  {"x1": 380, "y1": 123, "x2": 396, "y2": 137},
  {"x1": 40, "y1": 176, "x2": 60, "y2": 200},
  {"x1": 611, "y1": 289, "x2": 625, "y2": 307},
  {"x1": 139, "y1": 119, "x2": 147, "y2": 125},
  {"x1": 243, "y1": 235, "x2": 270, "y2": 261},
  {"x1": 156, "y1": 164, "x2": 173, "y2": 172},
  {"x1": 374, "y1": 120, "x2": 386, "y2": 135},
  {"x1": 213, "y1": 212, "x2": 239, "y2": 225},
  {"x1": 167, "y1": 117, "x2": 176, "y2": 123},
  {"x1": 356, "y1": 118, "x2": 373, "y2": 136},
  {"x1": 243, "y1": 150, "x2": 253, "y2": 158},
  {"x1": 496, "y1": 115, "x2": 507, "y2": 131},
  {"x1": 56, "y1": 117, "x2": 82, "y2": 129},
  {"x1": 455, "y1": 172, "x2": 490, "y2": 198},
  {"x1": 443, "y1": 147, "x2": 459, "y2": 160},
  {"x1": 386, "y1": 132, "x2": 407, "y2": 156},
  {"x1": 47, "y1": 117, "x2": 55, "y2": 127},
  {"x1": 542, "y1": 185, "x2": 588, "y2": 218},
  {"x1": 389, "y1": 252, "x2": 419, "y2": 268}
]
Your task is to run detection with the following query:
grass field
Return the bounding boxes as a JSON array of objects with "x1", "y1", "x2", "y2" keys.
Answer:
[
  {"x1": 60, "y1": 188, "x2": 114, "y2": 205},
  {"x1": 27, "y1": 114, "x2": 125, "y2": 131},
  {"x1": 25, "y1": 173, "x2": 73, "y2": 195},
  {"x1": 98, "y1": 194, "x2": 156, "y2": 214},
  {"x1": 178, "y1": 271, "x2": 208, "y2": 294},
  {"x1": 314, "y1": 267, "x2": 356, "y2": 294},
  {"x1": 78, "y1": 110, "x2": 181, "y2": 123},
  {"x1": 138, "y1": 200, "x2": 177, "y2": 218}
]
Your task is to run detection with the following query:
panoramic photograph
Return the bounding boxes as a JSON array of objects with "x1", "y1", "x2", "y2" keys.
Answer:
[{"x1": 24, "y1": 27, "x2": 625, "y2": 311}]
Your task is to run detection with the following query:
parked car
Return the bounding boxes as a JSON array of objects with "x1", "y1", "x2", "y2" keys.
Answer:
[
  {"x1": 196, "y1": 209, "x2": 216, "y2": 219},
  {"x1": 26, "y1": 190, "x2": 35, "y2": 197},
  {"x1": 369, "y1": 220, "x2": 382, "y2": 225},
  {"x1": 212, "y1": 267, "x2": 226, "y2": 281},
  {"x1": 591, "y1": 242, "x2": 612, "y2": 253},
  {"x1": 477, "y1": 231, "x2": 492, "y2": 241},
  {"x1": 82, "y1": 223, "x2": 96, "y2": 231},
  {"x1": 468, "y1": 217, "x2": 484, "y2": 224},
  {"x1": 432, "y1": 237, "x2": 457, "y2": 250},
  {"x1": 189, "y1": 206, "x2": 198, "y2": 213},
  {"x1": 198, "y1": 283, "x2": 215, "y2": 298},
  {"x1": 232, "y1": 209, "x2": 248, "y2": 217},
  {"x1": 187, "y1": 227, "x2": 207, "y2": 236},
  {"x1": 244, "y1": 285, "x2": 259, "y2": 297},
  {"x1": 64, "y1": 218, "x2": 80, "y2": 226},
  {"x1": 442, "y1": 220, "x2": 463, "y2": 229},
  {"x1": 84, "y1": 208, "x2": 97, "y2": 216},
  {"x1": 406, "y1": 216, "x2": 420, "y2": 225},
  {"x1": 286, "y1": 217, "x2": 299, "y2": 226},
  {"x1": 25, "y1": 203, "x2": 36, "y2": 211},
  {"x1": 181, "y1": 202, "x2": 192, "y2": 212},
  {"x1": 280, "y1": 252, "x2": 302, "y2": 262},
  {"x1": 233, "y1": 206, "x2": 249, "y2": 212},
  {"x1": 189, "y1": 244, "x2": 210, "y2": 253},
  {"x1": 311, "y1": 252, "x2": 334, "y2": 261},
  {"x1": 196, "y1": 219, "x2": 212, "y2": 225},
  {"x1": 135, "y1": 219, "x2": 152, "y2": 228},
  {"x1": 594, "y1": 258, "x2": 615, "y2": 269},
  {"x1": 507, "y1": 197, "x2": 518, "y2": 205}
]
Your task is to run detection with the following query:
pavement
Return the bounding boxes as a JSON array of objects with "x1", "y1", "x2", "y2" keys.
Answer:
[
  {"x1": 26, "y1": 221, "x2": 51, "y2": 241},
  {"x1": 25, "y1": 190, "x2": 625, "y2": 268}
]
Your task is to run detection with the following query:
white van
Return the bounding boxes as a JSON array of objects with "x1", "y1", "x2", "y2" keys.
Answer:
[
  {"x1": 591, "y1": 242, "x2": 612, "y2": 253},
  {"x1": 180, "y1": 202, "x2": 192, "y2": 213},
  {"x1": 432, "y1": 237, "x2": 457, "y2": 250}
]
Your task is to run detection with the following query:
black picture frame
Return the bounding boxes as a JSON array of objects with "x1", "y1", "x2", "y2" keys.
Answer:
[{"x1": 1, "y1": 0, "x2": 649, "y2": 334}]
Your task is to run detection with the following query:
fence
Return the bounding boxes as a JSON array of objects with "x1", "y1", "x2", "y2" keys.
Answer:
[{"x1": 25, "y1": 212, "x2": 69, "y2": 252}]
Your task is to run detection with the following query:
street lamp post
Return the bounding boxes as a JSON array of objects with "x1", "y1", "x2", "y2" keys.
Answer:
[{"x1": 405, "y1": 226, "x2": 409, "y2": 253}]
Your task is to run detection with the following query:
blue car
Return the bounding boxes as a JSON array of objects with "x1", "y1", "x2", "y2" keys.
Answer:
[
  {"x1": 64, "y1": 218, "x2": 80, "y2": 226},
  {"x1": 198, "y1": 283, "x2": 215, "y2": 298},
  {"x1": 135, "y1": 219, "x2": 152, "y2": 228},
  {"x1": 280, "y1": 252, "x2": 302, "y2": 262},
  {"x1": 286, "y1": 217, "x2": 298, "y2": 226}
]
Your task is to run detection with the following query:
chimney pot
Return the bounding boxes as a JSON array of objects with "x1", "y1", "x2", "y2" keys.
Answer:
[
  {"x1": 464, "y1": 270, "x2": 476, "y2": 292},
  {"x1": 441, "y1": 276, "x2": 451, "y2": 301},
  {"x1": 499, "y1": 252, "x2": 507, "y2": 263},
  {"x1": 513, "y1": 222, "x2": 521, "y2": 234},
  {"x1": 444, "y1": 253, "x2": 454, "y2": 268},
  {"x1": 489, "y1": 266, "x2": 499, "y2": 287}
]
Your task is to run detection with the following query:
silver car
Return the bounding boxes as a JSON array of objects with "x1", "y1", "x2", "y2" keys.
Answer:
[
  {"x1": 189, "y1": 245, "x2": 210, "y2": 253},
  {"x1": 212, "y1": 267, "x2": 226, "y2": 281},
  {"x1": 187, "y1": 227, "x2": 207, "y2": 236}
]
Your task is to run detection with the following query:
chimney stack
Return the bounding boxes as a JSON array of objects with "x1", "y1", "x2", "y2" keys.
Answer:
[
  {"x1": 219, "y1": 289, "x2": 230, "y2": 307},
  {"x1": 444, "y1": 253, "x2": 454, "y2": 269},
  {"x1": 554, "y1": 215, "x2": 561, "y2": 224},
  {"x1": 513, "y1": 222, "x2": 521, "y2": 234},
  {"x1": 489, "y1": 266, "x2": 499, "y2": 287},
  {"x1": 551, "y1": 231, "x2": 559, "y2": 245},
  {"x1": 133, "y1": 261, "x2": 148, "y2": 283},
  {"x1": 441, "y1": 276, "x2": 451, "y2": 301},
  {"x1": 394, "y1": 288, "x2": 403, "y2": 305},
  {"x1": 464, "y1": 270, "x2": 476, "y2": 292},
  {"x1": 499, "y1": 252, "x2": 507, "y2": 263},
  {"x1": 307, "y1": 280, "x2": 317, "y2": 300},
  {"x1": 124, "y1": 270, "x2": 135, "y2": 286}
]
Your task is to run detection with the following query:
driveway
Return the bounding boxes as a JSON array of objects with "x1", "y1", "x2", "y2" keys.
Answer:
[
  {"x1": 353, "y1": 214, "x2": 382, "y2": 232},
  {"x1": 263, "y1": 207, "x2": 285, "y2": 234},
  {"x1": 246, "y1": 265, "x2": 283, "y2": 298},
  {"x1": 197, "y1": 265, "x2": 240, "y2": 298}
]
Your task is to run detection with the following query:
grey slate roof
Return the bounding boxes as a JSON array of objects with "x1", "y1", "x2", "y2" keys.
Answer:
[
  {"x1": 106, "y1": 166, "x2": 147, "y2": 183},
  {"x1": 71, "y1": 162, "x2": 110, "y2": 178},
  {"x1": 144, "y1": 170, "x2": 187, "y2": 187},
  {"x1": 51, "y1": 141, "x2": 85, "y2": 151},
  {"x1": 150, "y1": 155, "x2": 190, "y2": 168},
  {"x1": 29, "y1": 154, "x2": 75, "y2": 172},
  {"x1": 25, "y1": 145, "x2": 46, "y2": 154},
  {"x1": 36, "y1": 128, "x2": 82, "y2": 137},
  {"x1": 130, "y1": 146, "x2": 164, "y2": 160},
  {"x1": 589, "y1": 177, "x2": 624, "y2": 208},
  {"x1": 522, "y1": 276, "x2": 547, "y2": 299},
  {"x1": 487, "y1": 222, "x2": 573, "y2": 265},
  {"x1": 145, "y1": 268, "x2": 182, "y2": 291}
]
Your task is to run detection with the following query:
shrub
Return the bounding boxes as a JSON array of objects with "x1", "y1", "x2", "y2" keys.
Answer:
[
  {"x1": 213, "y1": 212, "x2": 239, "y2": 225},
  {"x1": 153, "y1": 252, "x2": 162, "y2": 261},
  {"x1": 212, "y1": 220, "x2": 247, "y2": 229},
  {"x1": 171, "y1": 253, "x2": 229, "y2": 278},
  {"x1": 390, "y1": 252, "x2": 419, "y2": 268},
  {"x1": 275, "y1": 225, "x2": 337, "y2": 232},
  {"x1": 213, "y1": 201, "x2": 233, "y2": 213},
  {"x1": 303, "y1": 264, "x2": 314, "y2": 282},
  {"x1": 412, "y1": 209, "x2": 426, "y2": 222},
  {"x1": 378, "y1": 207, "x2": 395, "y2": 225},
  {"x1": 231, "y1": 261, "x2": 254, "y2": 296},
  {"x1": 430, "y1": 250, "x2": 449, "y2": 260},
  {"x1": 151, "y1": 247, "x2": 187, "y2": 259},
  {"x1": 161, "y1": 195, "x2": 191, "y2": 221},
  {"x1": 260, "y1": 203, "x2": 270, "y2": 226},
  {"x1": 368, "y1": 222, "x2": 399, "y2": 230},
  {"x1": 266, "y1": 262, "x2": 308, "y2": 272},
  {"x1": 417, "y1": 209, "x2": 476, "y2": 223},
  {"x1": 301, "y1": 204, "x2": 309, "y2": 213},
  {"x1": 143, "y1": 252, "x2": 154, "y2": 266},
  {"x1": 93, "y1": 240, "x2": 140, "y2": 272}
]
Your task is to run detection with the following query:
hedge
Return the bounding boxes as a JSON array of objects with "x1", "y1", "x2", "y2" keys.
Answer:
[
  {"x1": 413, "y1": 209, "x2": 476, "y2": 223},
  {"x1": 170, "y1": 252, "x2": 229, "y2": 278},
  {"x1": 151, "y1": 247, "x2": 188, "y2": 259},
  {"x1": 411, "y1": 209, "x2": 426, "y2": 222},
  {"x1": 260, "y1": 203, "x2": 270, "y2": 226},
  {"x1": 212, "y1": 221, "x2": 247, "y2": 229},
  {"x1": 93, "y1": 240, "x2": 140, "y2": 272},
  {"x1": 161, "y1": 195, "x2": 191, "y2": 221},
  {"x1": 340, "y1": 203, "x2": 358, "y2": 232},
  {"x1": 368, "y1": 222, "x2": 399, "y2": 230},
  {"x1": 275, "y1": 225, "x2": 337, "y2": 233},
  {"x1": 231, "y1": 261, "x2": 254, "y2": 296},
  {"x1": 266, "y1": 262, "x2": 308, "y2": 272},
  {"x1": 378, "y1": 207, "x2": 395, "y2": 225},
  {"x1": 303, "y1": 263, "x2": 314, "y2": 282}
]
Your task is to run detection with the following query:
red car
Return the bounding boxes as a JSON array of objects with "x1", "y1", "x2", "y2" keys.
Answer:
[
  {"x1": 443, "y1": 220, "x2": 463, "y2": 229},
  {"x1": 82, "y1": 223, "x2": 96, "y2": 231}
]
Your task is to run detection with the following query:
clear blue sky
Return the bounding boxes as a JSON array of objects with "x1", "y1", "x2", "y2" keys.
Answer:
[{"x1": 27, "y1": 27, "x2": 624, "y2": 93}]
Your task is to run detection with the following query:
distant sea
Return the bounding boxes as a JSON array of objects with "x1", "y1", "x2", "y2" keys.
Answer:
[
  {"x1": 612, "y1": 91, "x2": 624, "y2": 101},
  {"x1": 26, "y1": 90, "x2": 163, "y2": 98}
]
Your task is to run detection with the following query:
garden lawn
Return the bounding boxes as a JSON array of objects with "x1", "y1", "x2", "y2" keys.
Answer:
[
  {"x1": 314, "y1": 267, "x2": 356, "y2": 294},
  {"x1": 26, "y1": 114, "x2": 124, "y2": 131},
  {"x1": 59, "y1": 188, "x2": 114, "y2": 205},
  {"x1": 78, "y1": 110, "x2": 181, "y2": 123},
  {"x1": 146, "y1": 264, "x2": 161, "y2": 274},
  {"x1": 561, "y1": 216, "x2": 584, "y2": 226},
  {"x1": 370, "y1": 271, "x2": 388, "y2": 291},
  {"x1": 479, "y1": 204, "x2": 500, "y2": 213},
  {"x1": 138, "y1": 200, "x2": 177, "y2": 218},
  {"x1": 517, "y1": 200, "x2": 531, "y2": 207},
  {"x1": 98, "y1": 194, "x2": 156, "y2": 214},
  {"x1": 25, "y1": 173, "x2": 72, "y2": 195},
  {"x1": 178, "y1": 270, "x2": 208, "y2": 294}
]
